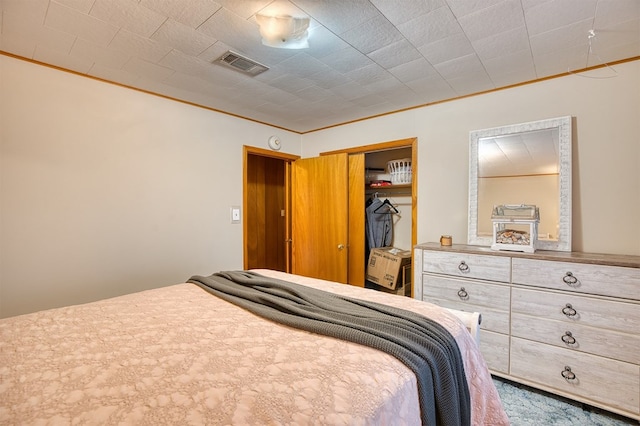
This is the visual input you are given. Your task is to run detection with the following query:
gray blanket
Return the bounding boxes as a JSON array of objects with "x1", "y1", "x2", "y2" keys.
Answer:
[{"x1": 188, "y1": 270, "x2": 471, "y2": 426}]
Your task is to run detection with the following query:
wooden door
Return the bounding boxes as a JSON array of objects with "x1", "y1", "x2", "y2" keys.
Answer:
[
  {"x1": 243, "y1": 146, "x2": 299, "y2": 272},
  {"x1": 291, "y1": 153, "x2": 349, "y2": 283},
  {"x1": 245, "y1": 154, "x2": 287, "y2": 271}
]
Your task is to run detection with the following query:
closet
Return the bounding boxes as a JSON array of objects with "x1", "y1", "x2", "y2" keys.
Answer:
[
  {"x1": 364, "y1": 149, "x2": 413, "y2": 252},
  {"x1": 362, "y1": 148, "x2": 413, "y2": 294},
  {"x1": 318, "y1": 138, "x2": 416, "y2": 294}
]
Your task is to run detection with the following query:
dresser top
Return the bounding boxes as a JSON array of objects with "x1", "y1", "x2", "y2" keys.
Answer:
[{"x1": 414, "y1": 242, "x2": 640, "y2": 268}]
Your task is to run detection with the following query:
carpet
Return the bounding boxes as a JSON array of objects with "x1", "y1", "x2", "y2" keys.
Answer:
[{"x1": 493, "y1": 377, "x2": 638, "y2": 425}]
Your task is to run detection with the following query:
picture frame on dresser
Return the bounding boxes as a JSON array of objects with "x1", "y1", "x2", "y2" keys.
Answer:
[{"x1": 468, "y1": 116, "x2": 573, "y2": 252}]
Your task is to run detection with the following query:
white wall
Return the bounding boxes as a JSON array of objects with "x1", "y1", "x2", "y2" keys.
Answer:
[
  {"x1": 302, "y1": 60, "x2": 640, "y2": 257},
  {"x1": 2, "y1": 55, "x2": 639, "y2": 318},
  {"x1": 0, "y1": 55, "x2": 300, "y2": 317}
]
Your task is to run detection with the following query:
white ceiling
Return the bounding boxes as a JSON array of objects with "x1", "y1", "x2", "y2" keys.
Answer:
[{"x1": 1, "y1": 0, "x2": 639, "y2": 133}]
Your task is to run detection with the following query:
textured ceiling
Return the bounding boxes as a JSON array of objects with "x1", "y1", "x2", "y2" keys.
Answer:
[{"x1": 1, "y1": 0, "x2": 639, "y2": 133}]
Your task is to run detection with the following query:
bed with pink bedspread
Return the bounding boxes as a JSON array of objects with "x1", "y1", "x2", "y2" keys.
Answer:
[{"x1": 0, "y1": 269, "x2": 508, "y2": 425}]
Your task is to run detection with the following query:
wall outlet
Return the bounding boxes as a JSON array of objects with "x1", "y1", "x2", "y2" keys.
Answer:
[{"x1": 231, "y1": 206, "x2": 241, "y2": 224}]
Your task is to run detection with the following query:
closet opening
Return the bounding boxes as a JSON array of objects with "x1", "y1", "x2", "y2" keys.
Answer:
[
  {"x1": 363, "y1": 147, "x2": 413, "y2": 293},
  {"x1": 321, "y1": 137, "x2": 417, "y2": 297}
]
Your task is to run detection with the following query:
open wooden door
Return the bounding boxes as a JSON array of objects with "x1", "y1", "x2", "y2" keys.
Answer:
[{"x1": 291, "y1": 153, "x2": 349, "y2": 283}]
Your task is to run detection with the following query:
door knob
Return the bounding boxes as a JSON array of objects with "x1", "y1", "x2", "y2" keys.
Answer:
[{"x1": 337, "y1": 244, "x2": 345, "y2": 250}]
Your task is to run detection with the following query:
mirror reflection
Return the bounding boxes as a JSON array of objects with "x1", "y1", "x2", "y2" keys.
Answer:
[
  {"x1": 468, "y1": 116, "x2": 572, "y2": 252},
  {"x1": 477, "y1": 128, "x2": 560, "y2": 241}
]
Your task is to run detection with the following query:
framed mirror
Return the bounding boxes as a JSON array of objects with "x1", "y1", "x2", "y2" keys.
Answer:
[{"x1": 468, "y1": 116, "x2": 572, "y2": 252}]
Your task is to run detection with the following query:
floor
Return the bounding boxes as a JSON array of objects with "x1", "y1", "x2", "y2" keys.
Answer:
[{"x1": 493, "y1": 377, "x2": 638, "y2": 425}]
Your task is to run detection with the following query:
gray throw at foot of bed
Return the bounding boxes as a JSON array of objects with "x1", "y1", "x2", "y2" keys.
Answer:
[{"x1": 188, "y1": 270, "x2": 471, "y2": 426}]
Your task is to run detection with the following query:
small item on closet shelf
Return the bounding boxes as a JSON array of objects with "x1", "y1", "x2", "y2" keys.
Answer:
[
  {"x1": 440, "y1": 235, "x2": 452, "y2": 246},
  {"x1": 370, "y1": 180, "x2": 392, "y2": 187},
  {"x1": 387, "y1": 158, "x2": 412, "y2": 184},
  {"x1": 365, "y1": 171, "x2": 392, "y2": 184}
]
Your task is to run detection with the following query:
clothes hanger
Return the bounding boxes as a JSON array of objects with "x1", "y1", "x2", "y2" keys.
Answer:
[
  {"x1": 366, "y1": 191, "x2": 382, "y2": 207},
  {"x1": 373, "y1": 198, "x2": 399, "y2": 214}
]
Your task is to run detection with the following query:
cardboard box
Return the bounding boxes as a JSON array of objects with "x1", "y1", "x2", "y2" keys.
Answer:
[
  {"x1": 366, "y1": 247, "x2": 412, "y2": 290},
  {"x1": 376, "y1": 280, "x2": 411, "y2": 296}
]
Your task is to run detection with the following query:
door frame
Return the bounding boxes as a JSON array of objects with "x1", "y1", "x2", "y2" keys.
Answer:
[
  {"x1": 320, "y1": 138, "x2": 418, "y2": 295},
  {"x1": 242, "y1": 145, "x2": 300, "y2": 271}
]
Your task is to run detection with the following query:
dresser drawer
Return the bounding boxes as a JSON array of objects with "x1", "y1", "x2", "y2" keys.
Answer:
[
  {"x1": 422, "y1": 274, "x2": 510, "y2": 334},
  {"x1": 512, "y1": 287, "x2": 639, "y2": 335},
  {"x1": 511, "y1": 337, "x2": 639, "y2": 415},
  {"x1": 422, "y1": 250, "x2": 511, "y2": 282},
  {"x1": 511, "y1": 313, "x2": 639, "y2": 364},
  {"x1": 479, "y1": 329, "x2": 509, "y2": 374},
  {"x1": 512, "y1": 258, "x2": 640, "y2": 299}
]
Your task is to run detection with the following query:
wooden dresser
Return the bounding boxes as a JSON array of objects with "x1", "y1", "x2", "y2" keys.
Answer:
[{"x1": 414, "y1": 242, "x2": 640, "y2": 421}]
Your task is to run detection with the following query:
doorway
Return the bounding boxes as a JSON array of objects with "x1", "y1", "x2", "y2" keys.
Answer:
[{"x1": 243, "y1": 146, "x2": 299, "y2": 272}]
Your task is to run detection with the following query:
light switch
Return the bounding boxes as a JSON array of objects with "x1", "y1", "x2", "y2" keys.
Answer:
[{"x1": 231, "y1": 206, "x2": 241, "y2": 224}]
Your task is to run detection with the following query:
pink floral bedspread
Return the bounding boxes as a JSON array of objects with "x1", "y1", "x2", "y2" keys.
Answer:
[{"x1": 0, "y1": 269, "x2": 508, "y2": 425}]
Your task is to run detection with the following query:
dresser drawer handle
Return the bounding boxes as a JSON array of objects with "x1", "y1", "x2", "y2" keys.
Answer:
[
  {"x1": 561, "y1": 366, "x2": 576, "y2": 381},
  {"x1": 562, "y1": 272, "x2": 579, "y2": 286},
  {"x1": 457, "y1": 287, "x2": 468, "y2": 299},
  {"x1": 562, "y1": 304, "x2": 577, "y2": 317},
  {"x1": 561, "y1": 331, "x2": 577, "y2": 345},
  {"x1": 458, "y1": 261, "x2": 470, "y2": 273}
]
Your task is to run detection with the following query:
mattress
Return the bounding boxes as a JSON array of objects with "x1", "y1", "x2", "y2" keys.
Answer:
[{"x1": 0, "y1": 269, "x2": 508, "y2": 425}]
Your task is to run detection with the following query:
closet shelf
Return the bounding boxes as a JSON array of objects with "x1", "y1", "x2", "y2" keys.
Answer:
[{"x1": 366, "y1": 183, "x2": 411, "y2": 190}]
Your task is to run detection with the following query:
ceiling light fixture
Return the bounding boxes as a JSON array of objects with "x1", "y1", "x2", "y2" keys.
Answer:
[{"x1": 255, "y1": 13, "x2": 310, "y2": 49}]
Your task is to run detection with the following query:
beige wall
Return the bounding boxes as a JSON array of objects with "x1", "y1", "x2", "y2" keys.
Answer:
[
  {"x1": 0, "y1": 56, "x2": 300, "y2": 317},
  {"x1": 302, "y1": 60, "x2": 640, "y2": 257},
  {"x1": 2, "y1": 55, "x2": 639, "y2": 317}
]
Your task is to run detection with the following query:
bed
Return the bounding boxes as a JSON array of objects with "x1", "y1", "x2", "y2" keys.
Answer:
[{"x1": 0, "y1": 269, "x2": 508, "y2": 425}]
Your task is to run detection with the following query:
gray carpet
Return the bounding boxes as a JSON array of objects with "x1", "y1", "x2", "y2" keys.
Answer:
[{"x1": 493, "y1": 377, "x2": 638, "y2": 425}]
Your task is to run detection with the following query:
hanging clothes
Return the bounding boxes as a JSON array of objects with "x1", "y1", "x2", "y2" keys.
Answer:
[{"x1": 365, "y1": 197, "x2": 393, "y2": 250}]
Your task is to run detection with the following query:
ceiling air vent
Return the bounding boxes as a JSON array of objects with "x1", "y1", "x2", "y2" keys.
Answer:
[{"x1": 215, "y1": 51, "x2": 269, "y2": 76}]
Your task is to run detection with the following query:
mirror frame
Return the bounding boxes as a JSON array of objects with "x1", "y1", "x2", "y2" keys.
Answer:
[{"x1": 468, "y1": 116, "x2": 572, "y2": 252}]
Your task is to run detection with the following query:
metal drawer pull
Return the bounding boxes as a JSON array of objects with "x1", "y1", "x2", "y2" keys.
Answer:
[
  {"x1": 458, "y1": 261, "x2": 470, "y2": 273},
  {"x1": 563, "y1": 272, "x2": 579, "y2": 286},
  {"x1": 561, "y1": 366, "x2": 576, "y2": 381},
  {"x1": 562, "y1": 303, "x2": 577, "y2": 317},
  {"x1": 457, "y1": 287, "x2": 468, "y2": 299},
  {"x1": 561, "y1": 331, "x2": 577, "y2": 345}
]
